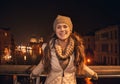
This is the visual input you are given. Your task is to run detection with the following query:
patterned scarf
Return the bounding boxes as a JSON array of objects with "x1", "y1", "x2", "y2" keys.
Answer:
[{"x1": 55, "y1": 37, "x2": 74, "y2": 60}]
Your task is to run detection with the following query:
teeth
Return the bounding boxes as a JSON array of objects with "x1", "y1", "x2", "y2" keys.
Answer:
[{"x1": 60, "y1": 32, "x2": 66, "y2": 35}]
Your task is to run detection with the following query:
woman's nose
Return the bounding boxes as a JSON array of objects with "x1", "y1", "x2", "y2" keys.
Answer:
[{"x1": 60, "y1": 26, "x2": 65, "y2": 31}]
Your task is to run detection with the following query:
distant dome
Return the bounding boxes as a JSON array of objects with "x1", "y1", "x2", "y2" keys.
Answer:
[
  {"x1": 30, "y1": 37, "x2": 37, "y2": 43},
  {"x1": 38, "y1": 37, "x2": 43, "y2": 43}
]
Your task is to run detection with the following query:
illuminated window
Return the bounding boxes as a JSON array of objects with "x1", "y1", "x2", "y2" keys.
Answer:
[
  {"x1": 4, "y1": 32, "x2": 8, "y2": 36},
  {"x1": 30, "y1": 38, "x2": 37, "y2": 43}
]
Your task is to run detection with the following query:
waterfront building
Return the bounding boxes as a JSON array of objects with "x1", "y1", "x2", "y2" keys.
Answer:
[
  {"x1": 83, "y1": 32, "x2": 95, "y2": 65},
  {"x1": 95, "y1": 25, "x2": 120, "y2": 65},
  {"x1": 0, "y1": 27, "x2": 15, "y2": 64}
]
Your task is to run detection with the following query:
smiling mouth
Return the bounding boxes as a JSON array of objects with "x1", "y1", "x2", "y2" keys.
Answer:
[
  {"x1": 60, "y1": 32, "x2": 67, "y2": 35},
  {"x1": 59, "y1": 33, "x2": 67, "y2": 36}
]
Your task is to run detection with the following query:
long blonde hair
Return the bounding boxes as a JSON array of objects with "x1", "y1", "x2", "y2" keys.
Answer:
[{"x1": 42, "y1": 32, "x2": 86, "y2": 75}]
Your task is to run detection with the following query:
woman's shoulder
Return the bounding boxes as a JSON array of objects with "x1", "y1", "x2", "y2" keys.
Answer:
[{"x1": 42, "y1": 43, "x2": 47, "y2": 50}]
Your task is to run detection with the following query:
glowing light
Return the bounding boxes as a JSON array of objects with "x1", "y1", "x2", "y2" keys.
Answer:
[
  {"x1": 87, "y1": 58, "x2": 91, "y2": 63},
  {"x1": 30, "y1": 37, "x2": 37, "y2": 43},
  {"x1": 3, "y1": 48, "x2": 12, "y2": 61},
  {"x1": 39, "y1": 47, "x2": 42, "y2": 54},
  {"x1": 24, "y1": 55, "x2": 27, "y2": 61},
  {"x1": 16, "y1": 45, "x2": 32, "y2": 54},
  {"x1": 4, "y1": 32, "x2": 8, "y2": 36},
  {"x1": 3, "y1": 55, "x2": 12, "y2": 60},
  {"x1": 85, "y1": 78, "x2": 93, "y2": 84}
]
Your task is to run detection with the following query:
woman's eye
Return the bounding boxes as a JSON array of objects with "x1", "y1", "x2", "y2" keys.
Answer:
[
  {"x1": 57, "y1": 25, "x2": 61, "y2": 29},
  {"x1": 63, "y1": 25, "x2": 68, "y2": 28}
]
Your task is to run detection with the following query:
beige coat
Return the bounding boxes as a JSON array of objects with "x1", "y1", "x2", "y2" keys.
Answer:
[{"x1": 31, "y1": 45, "x2": 95, "y2": 84}]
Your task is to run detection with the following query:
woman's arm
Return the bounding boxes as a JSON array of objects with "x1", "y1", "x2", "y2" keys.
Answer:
[
  {"x1": 30, "y1": 61, "x2": 44, "y2": 79},
  {"x1": 30, "y1": 43, "x2": 47, "y2": 79},
  {"x1": 83, "y1": 64, "x2": 98, "y2": 80}
]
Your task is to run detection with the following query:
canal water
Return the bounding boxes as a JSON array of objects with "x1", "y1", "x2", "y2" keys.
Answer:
[
  {"x1": 77, "y1": 78, "x2": 120, "y2": 84},
  {"x1": 94, "y1": 78, "x2": 120, "y2": 84},
  {"x1": 0, "y1": 75, "x2": 120, "y2": 84}
]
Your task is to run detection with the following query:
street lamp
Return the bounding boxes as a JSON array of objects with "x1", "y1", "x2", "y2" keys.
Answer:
[{"x1": 86, "y1": 58, "x2": 91, "y2": 65}]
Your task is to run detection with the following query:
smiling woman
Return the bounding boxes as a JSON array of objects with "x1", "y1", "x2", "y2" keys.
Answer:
[{"x1": 30, "y1": 15, "x2": 98, "y2": 84}]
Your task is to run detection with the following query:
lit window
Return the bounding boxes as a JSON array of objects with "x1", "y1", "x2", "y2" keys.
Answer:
[{"x1": 5, "y1": 32, "x2": 8, "y2": 36}]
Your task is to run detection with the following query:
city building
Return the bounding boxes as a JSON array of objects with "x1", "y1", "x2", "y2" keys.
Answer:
[
  {"x1": 83, "y1": 32, "x2": 95, "y2": 65},
  {"x1": 0, "y1": 27, "x2": 15, "y2": 64},
  {"x1": 95, "y1": 25, "x2": 120, "y2": 65},
  {"x1": 29, "y1": 36, "x2": 43, "y2": 55}
]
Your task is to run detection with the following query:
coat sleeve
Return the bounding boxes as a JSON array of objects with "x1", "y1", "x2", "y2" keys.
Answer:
[
  {"x1": 83, "y1": 64, "x2": 97, "y2": 78},
  {"x1": 30, "y1": 43, "x2": 47, "y2": 78},
  {"x1": 31, "y1": 61, "x2": 44, "y2": 77}
]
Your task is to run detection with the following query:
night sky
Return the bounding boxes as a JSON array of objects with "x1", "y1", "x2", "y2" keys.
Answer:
[{"x1": 0, "y1": 0, "x2": 120, "y2": 45}]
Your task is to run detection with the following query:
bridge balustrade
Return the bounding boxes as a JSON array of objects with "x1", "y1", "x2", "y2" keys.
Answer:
[{"x1": 0, "y1": 65, "x2": 120, "y2": 84}]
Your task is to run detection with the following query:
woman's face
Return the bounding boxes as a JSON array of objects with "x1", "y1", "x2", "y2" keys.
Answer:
[{"x1": 55, "y1": 23, "x2": 71, "y2": 41}]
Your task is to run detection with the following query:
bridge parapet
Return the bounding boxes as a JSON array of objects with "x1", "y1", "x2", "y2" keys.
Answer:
[
  {"x1": 0, "y1": 65, "x2": 120, "y2": 84},
  {"x1": 0, "y1": 65, "x2": 120, "y2": 77}
]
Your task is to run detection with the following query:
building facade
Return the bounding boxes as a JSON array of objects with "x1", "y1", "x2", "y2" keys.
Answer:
[
  {"x1": 95, "y1": 25, "x2": 120, "y2": 65},
  {"x1": 0, "y1": 27, "x2": 13, "y2": 64},
  {"x1": 83, "y1": 33, "x2": 95, "y2": 65}
]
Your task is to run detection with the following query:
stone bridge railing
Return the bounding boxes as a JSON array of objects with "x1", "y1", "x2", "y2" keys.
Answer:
[{"x1": 0, "y1": 65, "x2": 120, "y2": 84}]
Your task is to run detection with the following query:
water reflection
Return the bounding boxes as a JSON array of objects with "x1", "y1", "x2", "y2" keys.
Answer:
[
  {"x1": 85, "y1": 78, "x2": 93, "y2": 84},
  {"x1": 0, "y1": 75, "x2": 120, "y2": 84},
  {"x1": 77, "y1": 77, "x2": 120, "y2": 84}
]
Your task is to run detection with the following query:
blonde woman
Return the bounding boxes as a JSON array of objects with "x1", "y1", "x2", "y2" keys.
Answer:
[{"x1": 30, "y1": 15, "x2": 98, "y2": 84}]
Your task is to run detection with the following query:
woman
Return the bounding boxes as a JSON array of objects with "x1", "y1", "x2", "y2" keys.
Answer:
[{"x1": 30, "y1": 15, "x2": 98, "y2": 84}]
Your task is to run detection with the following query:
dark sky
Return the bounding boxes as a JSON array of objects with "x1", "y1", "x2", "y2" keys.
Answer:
[{"x1": 0, "y1": 0, "x2": 120, "y2": 45}]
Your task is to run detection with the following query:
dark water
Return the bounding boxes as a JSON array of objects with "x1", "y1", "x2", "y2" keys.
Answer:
[
  {"x1": 77, "y1": 78, "x2": 120, "y2": 84},
  {"x1": 94, "y1": 78, "x2": 120, "y2": 84},
  {"x1": 0, "y1": 76, "x2": 120, "y2": 84}
]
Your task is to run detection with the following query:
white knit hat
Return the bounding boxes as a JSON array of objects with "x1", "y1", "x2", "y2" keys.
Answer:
[{"x1": 53, "y1": 15, "x2": 73, "y2": 31}]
